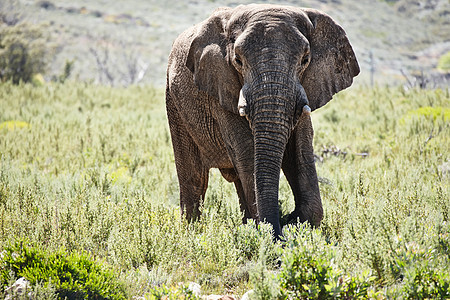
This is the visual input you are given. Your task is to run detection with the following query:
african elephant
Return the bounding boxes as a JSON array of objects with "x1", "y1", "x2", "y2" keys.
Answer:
[{"x1": 165, "y1": 4, "x2": 359, "y2": 238}]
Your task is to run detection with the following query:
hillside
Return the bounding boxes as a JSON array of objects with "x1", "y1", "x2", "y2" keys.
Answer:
[{"x1": 4, "y1": 0, "x2": 450, "y2": 86}]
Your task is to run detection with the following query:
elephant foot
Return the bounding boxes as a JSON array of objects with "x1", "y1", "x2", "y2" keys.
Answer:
[
  {"x1": 281, "y1": 208, "x2": 321, "y2": 228},
  {"x1": 280, "y1": 211, "x2": 300, "y2": 227}
]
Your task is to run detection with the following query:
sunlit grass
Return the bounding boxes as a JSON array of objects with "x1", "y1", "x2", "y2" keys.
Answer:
[
  {"x1": 0, "y1": 82, "x2": 448, "y2": 298},
  {"x1": 0, "y1": 120, "x2": 31, "y2": 131}
]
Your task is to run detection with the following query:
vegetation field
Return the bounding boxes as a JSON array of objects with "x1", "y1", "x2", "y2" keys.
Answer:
[{"x1": 0, "y1": 82, "x2": 449, "y2": 299}]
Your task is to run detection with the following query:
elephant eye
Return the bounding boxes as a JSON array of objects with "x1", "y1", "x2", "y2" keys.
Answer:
[
  {"x1": 235, "y1": 54, "x2": 243, "y2": 67},
  {"x1": 301, "y1": 54, "x2": 310, "y2": 66}
]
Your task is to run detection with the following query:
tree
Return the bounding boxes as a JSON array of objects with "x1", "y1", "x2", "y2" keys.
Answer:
[{"x1": 0, "y1": 23, "x2": 51, "y2": 84}]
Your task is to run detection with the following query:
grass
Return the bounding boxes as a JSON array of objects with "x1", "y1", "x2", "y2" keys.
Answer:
[{"x1": 0, "y1": 81, "x2": 449, "y2": 298}]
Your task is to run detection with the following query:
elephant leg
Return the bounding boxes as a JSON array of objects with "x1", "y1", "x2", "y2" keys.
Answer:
[
  {"x1": 220, "y1": 168, "x2": 253, "y2": 221},
  {"x1": 234, "y1": 179, "x2": 253, "y2": 221},
  {"x1": 235, "y1": 175, "x2": 257, "y2": 220},
  {"x1": 179, "y1": 160, "x2": 209, "y2": 220},
  {"x1": 282, "y1": 114, "x2": 323, "y2": 226},
  {"x1": 217, "y1": 113, "x2": 258, "y2": 221},
  {"x1": 166, "y1": 94, "x2": 209, "y2": 220}
]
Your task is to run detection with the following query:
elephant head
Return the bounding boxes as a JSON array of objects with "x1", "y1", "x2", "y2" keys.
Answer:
[{"x1": 185, "y1": 4, "x2": 359, "y2": 236}]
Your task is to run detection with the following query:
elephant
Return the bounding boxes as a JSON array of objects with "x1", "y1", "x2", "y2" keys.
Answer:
[{"x1": 165, "y1": 4, "x2": 359, "y2": 238}]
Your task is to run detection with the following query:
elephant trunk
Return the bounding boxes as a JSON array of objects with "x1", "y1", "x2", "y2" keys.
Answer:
[
  {"x1": 254, "y1": 124, "x2": 286, "y2": 237},
  {"x1": 251, "y1": 81, "x2": 297, "y2": 238}
]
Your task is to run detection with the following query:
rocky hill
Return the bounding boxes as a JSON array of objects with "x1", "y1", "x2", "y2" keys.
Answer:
[{"x1": 5, "y1": 0, "x2": 450, "y2": 87}]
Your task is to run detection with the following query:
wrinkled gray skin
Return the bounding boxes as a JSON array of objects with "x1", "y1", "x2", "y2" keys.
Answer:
[{"x1": 166, "y1": 4, "x2": 359, "y2": 238}]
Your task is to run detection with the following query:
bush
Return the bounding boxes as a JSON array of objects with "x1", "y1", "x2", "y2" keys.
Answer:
[
  {"x1": 251, "y1": 223, "x2": 450, "y2": 300},
  {"x1": 52, "y1": 59, "x2": 75, "y2": 83},
  {"x1": 0, "y1": 241, "x2": 127, "y2": 300},
  {"x1": 36, "y1": 1, "x2": 56, "y2": 10},
  {"x1": 437, "y1": 51, "x2": 450, "y2": 72},
  {"x1": 387, "y1": 235, "x2": 450, "y2": 299},
  {"x1": 0, "y1": 23, "x2": 51, "y2": 84},
  {"x1": 276, "y1": 225, "x2": 376, "y2": 299},
  {"x1": 144, "y1": 283, "x2": 200, "y2": 300}
]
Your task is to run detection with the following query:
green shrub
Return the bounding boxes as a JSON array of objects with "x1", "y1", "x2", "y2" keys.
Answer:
[
  {"x1": 53, "y1": 59, "x2": 75, "y2": 83},
  {"x1": 275, "y1": 225, "x2": 376, "y2": 299},
  {"x1": 0, "y1": 241, "x2": 127, "y2": 299},
  {"x1": 0, "y1": 23, "x2": 51, "y2": 84},
  {"x1": 437, "y1": 51, "x2": 450, "y2": 72},
  {"x1": 387, "y1": 236, "x2": 450, "y2": 299},
  {"x1": 249, "y1": 238, "x2": 282, "y2": 300},
  {"x1": 250, "y1": 261, "x2": 280, "y2": 300},
  {"x1": 143, "y1": 283, "x2": 200, "y2": 300},
  {"x1": 234, "y1": 220, "x2": 276, "y2": 262}
]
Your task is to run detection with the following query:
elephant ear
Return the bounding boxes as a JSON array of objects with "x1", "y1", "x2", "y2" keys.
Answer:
[
  {"x1": 298, "y1": 8, "x2": 360, "y2": 111},
  {"x1": 186, "y1": 8, "x2": 241, "y2": 115}
]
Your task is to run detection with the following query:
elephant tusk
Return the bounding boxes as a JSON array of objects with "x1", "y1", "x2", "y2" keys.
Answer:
[
  {"x1": 303, "y1": 105, "x2": 311, "y2": 115},
  {"x1": 238, "y1": 89, "x2": 247, "y2": 117}
]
